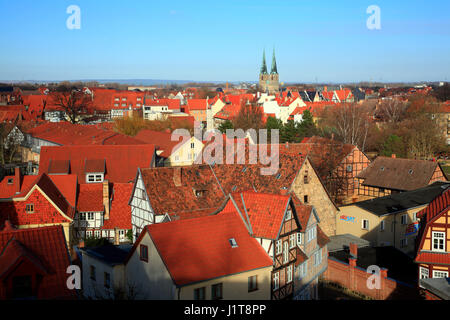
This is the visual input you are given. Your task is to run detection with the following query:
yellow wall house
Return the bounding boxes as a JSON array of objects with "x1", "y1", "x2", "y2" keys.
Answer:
[
  {"x1": 134, "y1": 129, "x2": 204, "y2": 167},
  {"x1": 337, "y1": 182, "x2": 450, "y2": 257},
  {"x1": 124, "y1": 209, "x2": 273, "y2": 300}
]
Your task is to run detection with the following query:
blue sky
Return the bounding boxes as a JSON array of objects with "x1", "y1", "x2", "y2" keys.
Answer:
[{"x1": 0, "y1": 0, "x2": 449, "y2": 83}]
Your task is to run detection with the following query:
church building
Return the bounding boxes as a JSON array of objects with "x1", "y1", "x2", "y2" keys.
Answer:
[{"x1": 259, "y1": 49, "x2": 280, "y2": 94}]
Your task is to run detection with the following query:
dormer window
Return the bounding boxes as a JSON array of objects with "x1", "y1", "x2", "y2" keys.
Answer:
[
  {"x1": 7, "y1": 178, "x2": 13, "y2": 184},
  {"x1": 194, "y1": 190, "x2": 205, "y2": 197},
  {"x1": 87, "y1": 174, "x2": 104, "y2": 183},
  {"x1": 229, "y1": 238, "x2": 238, "y2": 248}
]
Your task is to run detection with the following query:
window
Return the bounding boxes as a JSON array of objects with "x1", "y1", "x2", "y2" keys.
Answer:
[
  {"x1": 419, "y1": 267, "x2": 429, "y2": 279},
  {"x1": 283, "y1": 241, "x2": 289, "y2": 264},
  {"x1": 94, "y1": 230, "x2": 100, "y2": 238},
  {"x1": 211, "y1": 283, "x2": 223, "y2": 300},
  {"x1": 289, "y1": 234, "x2": 296, "y2": 249},
  {"x1": 285, "y1": 209, "x2": 292, "y2": 221},
  {"x1": 401, "y1": 214, "x2": 408, "y2": 225},
  {"x1": 432, "y1": 270, "x2": 449, "y2": 279},
  {"x1": 432, "y1": 232, "x2": 445, "y2": 252},
  {"x1": 191, "y1": 142, "x2": 195, "y2": 149},
  {"x1": 248, "y1": 275, "x2": 258, "y2": 292},
  {"x1": 87, "y1": 174, "x2": 103, "y2": 183},
  {"x1": 314, "y1": 249, "x2": 323, "y2": 266},
  {"x1": 400, "y1": 238, "x2": 407, "y2": 248},
  {"x1": 273, "y1": 272, "x2": 279, "y2": 291},
  {"x1": 229, "y1": 238, "x2": 238, "y2": 248},
  {"x1": 287, "y1": 265, "x2": 293, "y2": 283},
  {"x1": 380, "y1": 220, "x2": 385, "y2": 231},
  {"x1": 90, "y1": 265, "x2": 96, "y2": 281},
  {"x1": 104, "y1": 272, "x2": 110, "y2": 289},
  {"x1": 276, "y1": 240, "x2": 282, "y2": 255},
  {"x1": 298, "y1": 261, "x2": 307, "y2": 279},
  {"x1": 303, "y1": 195, "x2": 309, "y2": 203},
  {"x1": 306, "y1": 226, "x2": 316, "y2": 243},
  {"x1": 79, "y1": 212, "x2": 86, "y2": 221},
  {"x1": 346, "y1": 164, "x2": 353, "y2": 172},
  {"x1": 7, "y1": 178, "x2": 13, "y2": 184},
  {"x1": 87, "y1": 212, "x2": 94, "y2": 220},
  {"x1": 140, "y1": 245, "x2": 148, "y2": 262},
  {"x1": 86, "y1": 230, "x2": 93, "y2": 238},
  {"x1": 303, "y1": 172, "x2": 309, "y2": 184},
  {"x1": 297, "y1": 232, "x2": 303, "y2": 246},
  {"x1": 194, "y1": 287, "x2": 205, "y2": 300},
  {"x1": 25, "y1": 204, "x2": 34, "y2": 213},
  {"x1": 362, "y1": 219, "x2": 369, "y2": 230}
]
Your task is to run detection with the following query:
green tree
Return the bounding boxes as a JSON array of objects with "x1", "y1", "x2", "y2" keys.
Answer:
[
  {"x1": 297, "y1": 109, "x2": 318, "y2": 137},
  {"x1": 381, "y1": 134, "x2": 405, "y2": 158},
  {"x1": 218, "y1": 119, "x2": 234, "y2": 133},
  {"x1": 265, "y1": 116, "x2": 283, "y2": 140}
]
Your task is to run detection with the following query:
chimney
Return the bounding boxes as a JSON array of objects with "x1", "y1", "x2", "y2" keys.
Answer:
[
  {"x1": 349, "y1": 242, "x2": 358, "y2": 259},
  {"x1": 114, "y1": 227, "x2": 120, "y2": 245},
  {"x1": 103, "y1": 180, "x2": 110, "y2": 220},
  {"x1": 285, "y1": 142, "x2": 289, "y2": 149},
  {"x1": 78, "y1": 240, "x2": 85, "y2": 248},
  {"x1": 391, "y1": 153, "x2": 396, "y2": 159},
  {"x1": 331, "y1": 133, "x2": 334, "y2": 140},
  {"x1": 14, "y1": 167, "x2": 21, "y2": 194},
  {"x1": 173, "y1": 167, "x2": 182, "y2": 187}
]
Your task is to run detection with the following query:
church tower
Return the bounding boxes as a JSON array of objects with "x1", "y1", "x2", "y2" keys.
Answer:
[{"x1": 259, "y1": 48, "x2": 280, "y2": 94}]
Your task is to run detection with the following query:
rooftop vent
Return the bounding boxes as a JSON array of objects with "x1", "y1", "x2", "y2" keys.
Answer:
[
  {"x1": 408, "y1": 169, "x2": 413, "y2": 174},
  {"x1": 229, "y1": 238, "x2": 238, "y2": 248},
  {"x1": 380, "y1": 166, "x2": 385, "y2": 171}
]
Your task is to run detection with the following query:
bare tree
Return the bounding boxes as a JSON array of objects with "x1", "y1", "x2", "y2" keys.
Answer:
[
  {"x1": 50, "y1": 90, "x2": 94, "y2": 124},
  {"x1": 0, "y1": 124, "x2": 22, "y2": 164},
  {"x1": 232, "y1": 100, "x2": 264, "y2": 131},
  {"x1": 375, "y1": 98, "x2": 408, "y2": 123}
]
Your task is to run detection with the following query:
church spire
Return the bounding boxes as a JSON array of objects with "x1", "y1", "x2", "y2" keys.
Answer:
[
  {"x1": 270, "y1": 47, "x2": 278, "y2": 74},
  {"x1": 260, "y1": 49, "x2": 268, "y2": 75}
]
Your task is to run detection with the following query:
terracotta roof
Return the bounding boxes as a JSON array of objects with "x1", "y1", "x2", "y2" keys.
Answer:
[
  {"x1": 186, "y1": 99, "x2": 209, "y2": 111},
  {"x1": 102, "y1": 183, "x2": 133, "y2": 230},
  {"x1": 224, "y1": 191, "x2": 290, "y2": 239},
  {"x1": 415, "y1": 251, "x2": 450, "y2": 266},
  {"x1": 134, "y1": 130, "x2": 190, "y2": 158},
  {"x1": 214, "y1": 103, "x2": 241, "y2": 120},
  {"x1": 77, "y1": 184, "x2": 103, "y2": 212},
  {"x1": 143, "y1": 209, "x2": 273, "y2": 286},
  {"x1": 0, "y1": 223, "x2": 75, "y2": 299},
  {"x1": 84, "y1": 159, "x2": 105, "y2": 173},
  {"x1": 48, "y1": 159, "x2": 70, "y2": 175},
  {"x1": 139, "y1": 166, "x2": 225, "y2": 219},
  {"x1": 39, "y1": 144, "x2": 155, "y2": 183},
  {"x1": 357, "y1": 157, "x2": 445, "y2": 191},
  {"x1": 317, "y1": 225, "x2": 331, "y2": 247},
  {"x1": 417, "y1": 188, "x2": 450, "y2": 221}
]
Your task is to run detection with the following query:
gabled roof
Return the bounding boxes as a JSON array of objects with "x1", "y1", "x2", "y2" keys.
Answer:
[
  {"x1": 352, "y1": 181, "x2": 450, "y2": 216},
  {"x1": 225, "y1": 191, "x2": 291, "y2": 239},
  {"x1": 357, "y1": 157, "x2": 446, "y2": 191},
  {"x1": 139, "y1": 209, "x2": 273, "y2": 286},
  {"x1": 77, "y1": 183, "x2": 104, "y2": 212},
  {"x1": 138, "y1": 166, "x2": 225, "y2": 219},
  {"x1": 39, "y1": 144, "x2": 155, "y2": 183},
  {"x1": 0, "y1": 223, "x2": 75, "y2": 299},
  {"x1": 103, "y1": 183, "x2": 133, "y2": 230}
]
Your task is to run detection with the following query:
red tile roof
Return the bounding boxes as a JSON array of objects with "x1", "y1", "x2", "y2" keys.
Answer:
[
  {"x1": 77, "y1": 184, "x2": 103, "y2": 212},
  {"x1": 143, "y1": 209, "x2": 273, "y2": 286},
  {"x1": 134, "y1": 130, "x2": 190, "y2": 158},
  {"x1": 214, "y1": 103, "x2": 241, "y2": 121},
  {"x1": 225, "y1": 191, "x2": 290, "y2": 239},
  {"x1": 415, "y1": 251, "x2": 450, "y2": 266},
  {"x1": 39, "y1": 144, "x2": 155, "y2": 183},
  {"x1": 0, "y1": 223, "x2": 76, "y2": 299},
  {"x1": 102, "y1": 183, "x2": 133, "y2": 230},
  {"x1": 26, "y1": 122, "x2": 143, "y2": 146}
]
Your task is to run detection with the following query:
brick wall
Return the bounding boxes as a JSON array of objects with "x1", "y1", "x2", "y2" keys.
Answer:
[{"x1": 322, "y1": 255, "x2": 420, "y2": 300}]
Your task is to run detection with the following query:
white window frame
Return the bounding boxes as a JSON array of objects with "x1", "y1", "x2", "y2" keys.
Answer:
[
  {"x1": 432, "y1": 270, "x2": 449, "y2": 278},
  {"x1": 94, "y1": 230, "x2": 100, "y2": 238},
  {"x1": 283, "y1": 241, "x2": 289, "y2": 264},
  {"x1": 275, "y1": 240, "x2": 282, "y2": 255},
  {"x1": 273, "y1": 272, "x2": 279, "y2": 291},
  {"x1": 297, "y1": 232, "x2": 303, "y2": 246},
  {"x1": 314, "y1": 248, "x2": 323, "y2": 266},
  {"x1": 432, "y1": 231, "x2": 446, "y2": 252},
  {"x1": 289, "y1": 234, "x2": 296, "y2": 249},
  {"x1": 306, "y1": 226, "x2": 316, "y2": 243},
  {"x1": 285, "y1": 209, "x2": 292, "y2": 221},
  {"x1": 87, "y1": 212, "x2": 95, "y2": 221},
  {"x1": 401, "y1": 214, "x2": 408, "y2": 225},
  {"x1": 419, "y1": 267, "x2": 429, "y2": 279},
  {"x1": 86, "y1": 230, "x2": 93, "y2": 238},
  {"x1": 362, "y1": 219, "x2": 369, "y2": 230},
  {"x1": 287, "y1": 265, "x2": 293, "y2": 283}
]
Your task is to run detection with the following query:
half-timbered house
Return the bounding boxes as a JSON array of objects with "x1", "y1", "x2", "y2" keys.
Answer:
[{"x1": 415, "y1": 187, "x2": 450, "y2": 282}]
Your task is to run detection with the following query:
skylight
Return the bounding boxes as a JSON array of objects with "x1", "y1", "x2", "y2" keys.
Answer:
[{"x1": 229, "y1": 238, "x2": 238, "y2": 248}]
